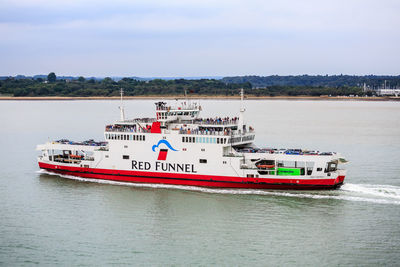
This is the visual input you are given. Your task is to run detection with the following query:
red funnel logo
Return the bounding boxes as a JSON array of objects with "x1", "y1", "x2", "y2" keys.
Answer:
[
  {"x1": 152, "y1": 140, "x2": 178, "y2": 161},
  {"x1": 157, "y1": 149, "x2": 168, "y2": 161}
]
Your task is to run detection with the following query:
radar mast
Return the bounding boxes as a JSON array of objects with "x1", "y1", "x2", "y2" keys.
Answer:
[
  {"x1": 238, "y1": 88, "x2": 246, "y2": 134},
  {"x1": 119, "y1": 88, "x2": 125, "y2": 121}
]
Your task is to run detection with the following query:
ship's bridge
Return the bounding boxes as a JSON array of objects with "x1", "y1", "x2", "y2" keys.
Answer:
[{"x1": 155, "y1": 101, "x2": 200, "y2": 122}]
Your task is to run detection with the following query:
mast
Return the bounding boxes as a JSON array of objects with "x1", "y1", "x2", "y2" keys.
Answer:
[
  {"x1": 238, "y1": 88, "x2": 245, "y2": 134},
  {"x1": 119, "y1": 88, "x2": 125, "y2": 121}
]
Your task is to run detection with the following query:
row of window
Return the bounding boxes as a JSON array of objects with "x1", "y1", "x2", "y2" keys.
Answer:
[
  {"x1": 158, "y1": 111, "x2": 198, "y2": 119},
  {"x1": 228, "y1": 135, "x2": 255, "y2": 143},
  {"x1": 106, "y1": 133, "x2": 146, "y2": 141},
  {"x1": 182, "y1": 136, "x2": 227, "y2": 144}
]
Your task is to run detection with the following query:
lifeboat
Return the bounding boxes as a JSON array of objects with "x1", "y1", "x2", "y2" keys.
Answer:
[{"x1": 256, "y1": 164, "x2": 275, "y2": 169}]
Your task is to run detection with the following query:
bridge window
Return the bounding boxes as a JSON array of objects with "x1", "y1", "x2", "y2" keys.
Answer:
[
  {"x1": 122, "y1": 155, "x2": 129, "y2": 160},
  {"x1": 199, "y1": 159, "x2": 207, "y2": 163}
]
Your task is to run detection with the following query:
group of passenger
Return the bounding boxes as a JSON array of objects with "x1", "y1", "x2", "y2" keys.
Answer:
[
  {"x1": 55, "y1": 139, "x2": 107, "y2": 146},
  {"x1": 179, "y1": 127, "x2": 231, "y2": 136},
  {"x1": 196, "y1": 117, "x2": 239, "y2": 125},
  {"x1": 105, "y1": 124, "x2": 150, "y2": 133}
]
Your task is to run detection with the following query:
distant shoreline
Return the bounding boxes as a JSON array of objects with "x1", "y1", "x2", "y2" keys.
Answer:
[{"x1": 0, "y1": 95, "x2": 399, "y2": 101}]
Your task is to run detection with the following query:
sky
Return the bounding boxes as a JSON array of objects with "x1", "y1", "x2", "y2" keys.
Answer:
[{"x1": 1, "y1": 0, "x2": 399, "y2": 77}]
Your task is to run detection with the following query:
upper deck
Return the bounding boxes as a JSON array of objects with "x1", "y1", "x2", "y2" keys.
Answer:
[{"x1": 104, "y1": 97, "x2": 255, "y2": 146}]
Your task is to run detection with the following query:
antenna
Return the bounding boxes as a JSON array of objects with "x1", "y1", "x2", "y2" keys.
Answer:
[
  {"x1": 238, "y1": 88, "x2": 246, "y2": 135},
  {"x1": 119, "y1": 88, "x2": 125, "y2": 121}
]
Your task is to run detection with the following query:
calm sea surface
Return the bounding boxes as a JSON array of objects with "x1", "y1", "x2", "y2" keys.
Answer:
[{"x1": 1, "y1": 100, "x2": 399, "y2": 266}]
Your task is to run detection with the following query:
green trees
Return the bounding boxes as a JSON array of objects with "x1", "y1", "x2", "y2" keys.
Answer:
[
  {"x1": 47, "y1": 72, "x2": 56, "y2": 82},
  {"x1": 0, "y1": 76, "x2": 377, "y2": 97},
  {"x1": 222, "y1": 75, "x2": 400, "y2": 88}
]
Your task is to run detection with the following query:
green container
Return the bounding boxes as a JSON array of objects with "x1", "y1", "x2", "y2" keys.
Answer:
[{"x1": 277, "y1": 168, "x2": 301, "y2": 176}]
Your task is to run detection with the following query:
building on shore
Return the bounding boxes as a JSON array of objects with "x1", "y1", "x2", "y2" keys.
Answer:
[{"x1": 363, "y1": 81, "x2": 400, "y2": 96}]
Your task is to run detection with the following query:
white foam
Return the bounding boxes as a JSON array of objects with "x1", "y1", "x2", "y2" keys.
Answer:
[
  {"x1": 341, "y1": 183, "x2": 400, "y2": 200},
  {"x1": 37, "y1": 170, "x2": 400, "y2": 205}
]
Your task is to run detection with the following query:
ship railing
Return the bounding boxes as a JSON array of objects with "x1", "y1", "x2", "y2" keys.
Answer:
[
  {"x1": 53, "y1": 139, "x2": 108, "y2": 146},
  {"x1": 123, "y1": 118, "x2": 157, "y2": 123},
  {"x1": 105, "y1": 127, "x2": 151, "y2": 133},
  {"x1": 156, "y1": 104, "x2": 199, "y2": 111},
  {"x1": 95, "y1": 147, "x2": 109, "y2": 151},
  {"x1": 223, "y1": 152, "x2": 243, "y2": 157},
  {"x1": 194, "y1": 119, "x2": 239, "y2": 126},
  {"x1": 240, "y1": 165, "x2": 258, "y2": 170},
  {"x1": 52, "y1": 155, "x2": 95, "y2": 163},
  {"x1": 179, "y1": 129, "x2": 230, "y2": 136},
  {"x1": 53, "y1": 158, "x2": 81, "y2": 164}
]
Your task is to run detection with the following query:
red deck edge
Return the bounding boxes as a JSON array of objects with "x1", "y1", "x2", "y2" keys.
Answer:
[{"x1": 38, "y1": 162, "x2": 345, "y2": 190}]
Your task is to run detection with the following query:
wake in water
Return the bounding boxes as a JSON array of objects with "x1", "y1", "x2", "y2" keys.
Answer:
[
  {"x1": 37, "y1": 170, "x2": 400, "y2": 205},
  {"x1": 341, "y1": 183, "x2": 400, "y2": 200}
]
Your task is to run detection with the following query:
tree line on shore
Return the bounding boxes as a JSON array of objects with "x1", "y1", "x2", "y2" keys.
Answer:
[
  {"x1": 0, "y1": 72, "x2": 381, "y2": 97},
  {"x1": 222, "y1": 75, "x2": 400, "y2": 88}
]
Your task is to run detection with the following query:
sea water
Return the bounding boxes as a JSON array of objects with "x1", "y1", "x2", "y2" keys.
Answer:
[{"x1": 0, "y1": 99, "x2": 399, "y2": 265}]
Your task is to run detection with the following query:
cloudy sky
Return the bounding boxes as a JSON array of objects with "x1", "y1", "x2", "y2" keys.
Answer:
[{"x1": 1, "y1": 0, "x2": 399, "y2": 77}]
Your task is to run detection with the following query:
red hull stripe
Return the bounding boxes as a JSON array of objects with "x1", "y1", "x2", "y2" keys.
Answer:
[{"x1": 38, "y1": 162, "x2": 344, "y2": 190}]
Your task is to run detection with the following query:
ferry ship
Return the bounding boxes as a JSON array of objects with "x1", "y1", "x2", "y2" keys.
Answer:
[{"x1": 37, "y1": 90, "x2": 347, "y2": 190}]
